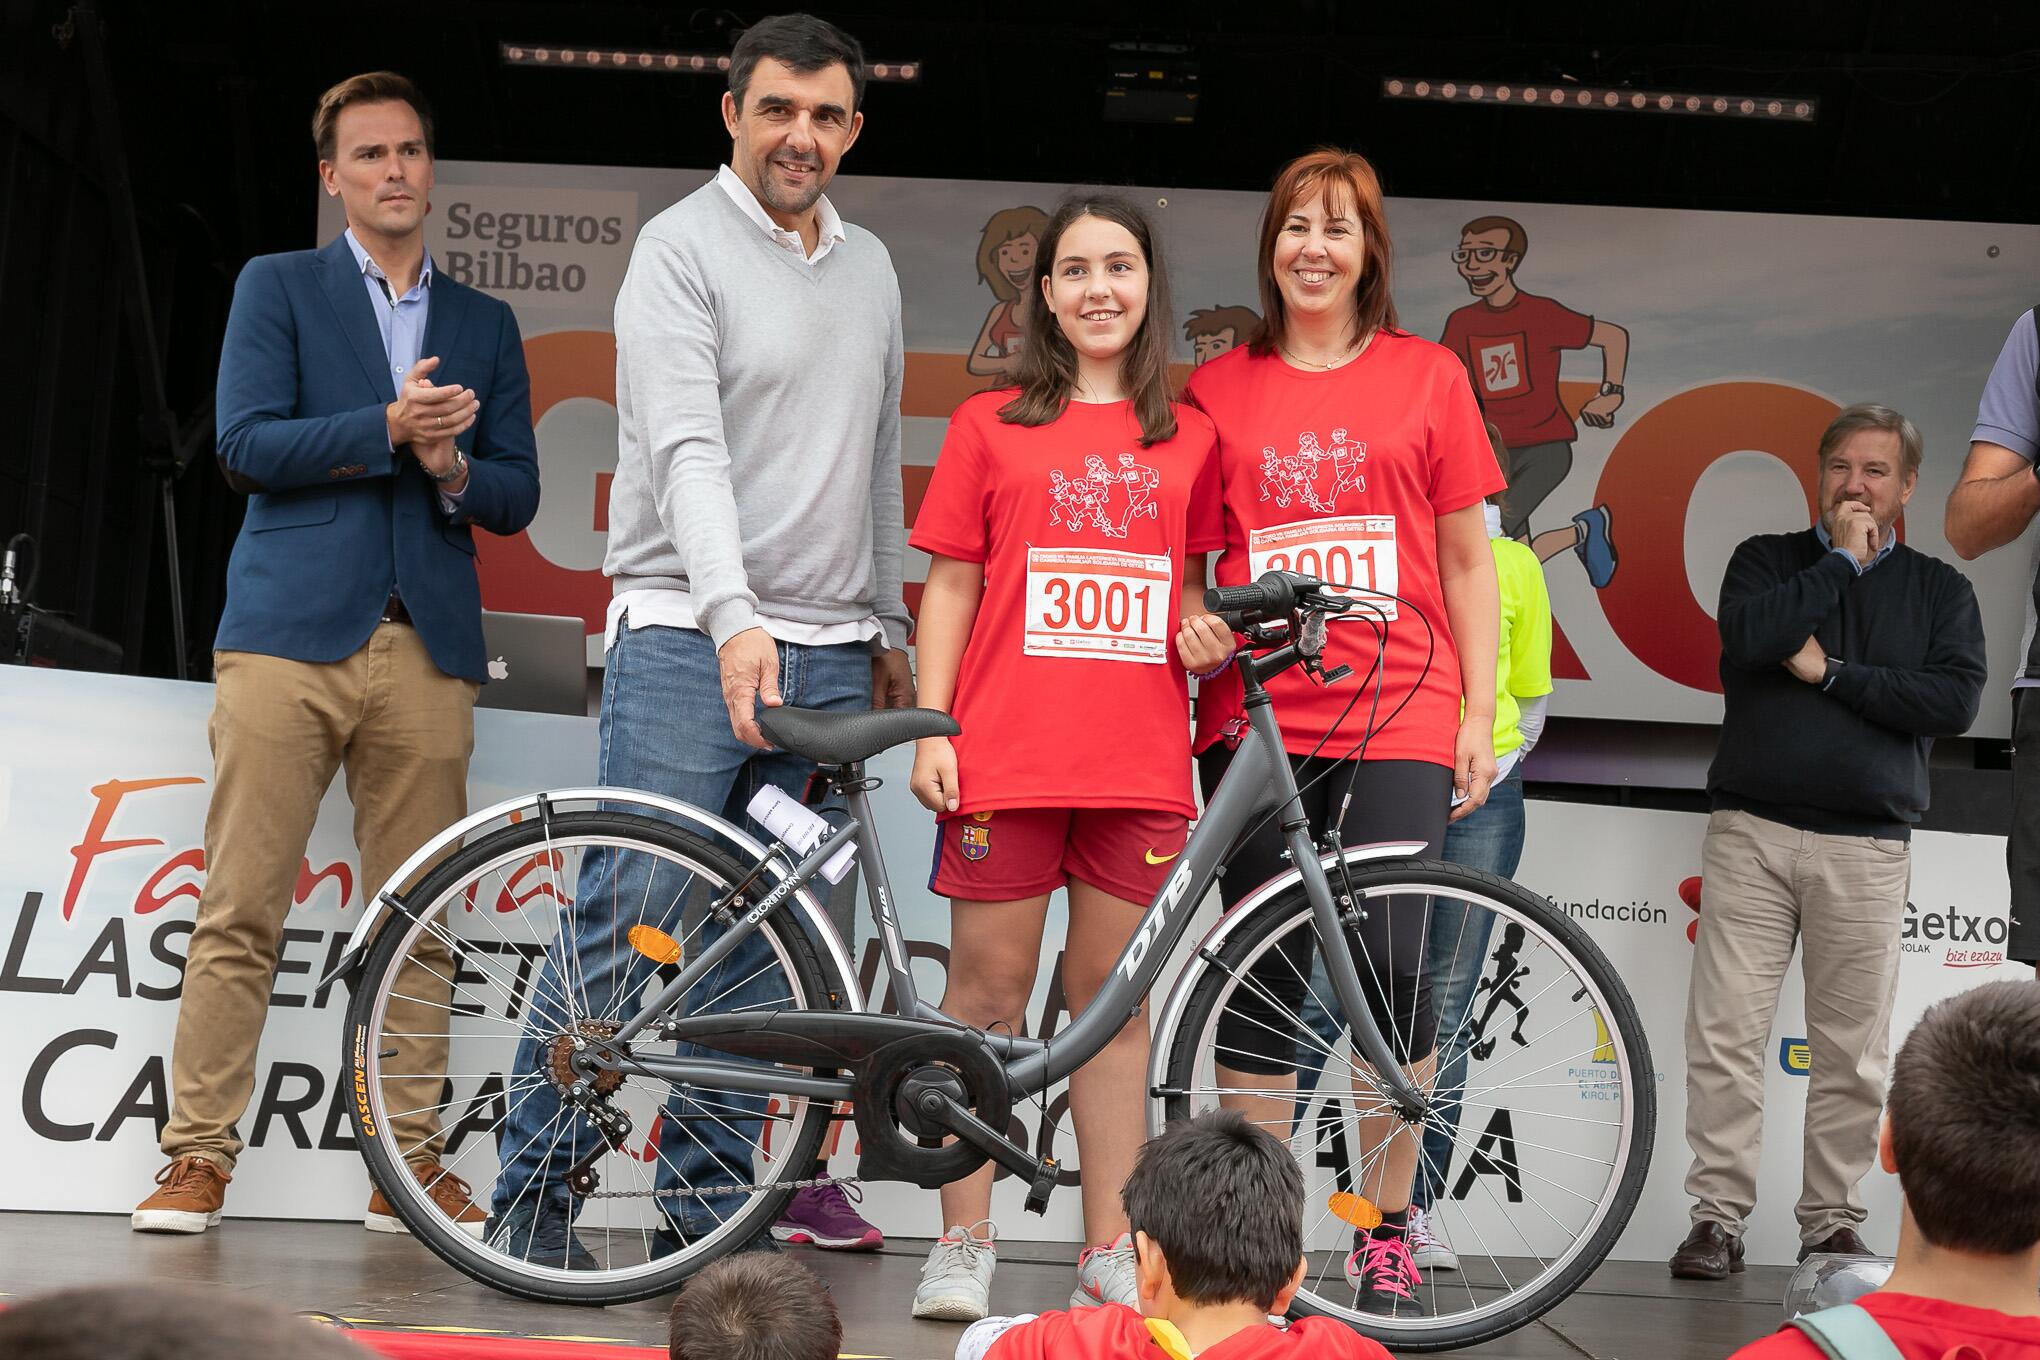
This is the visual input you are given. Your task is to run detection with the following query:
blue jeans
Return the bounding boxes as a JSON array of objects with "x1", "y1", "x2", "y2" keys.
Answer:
[
  {"x1": 1413, "y1": 767, "x2": 1525, "y2": 1211},
  {"x1": 489, "y1": 622, "x2": 870, "y2": 1232}
]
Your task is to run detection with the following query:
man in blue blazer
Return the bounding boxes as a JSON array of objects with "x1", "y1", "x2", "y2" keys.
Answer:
[{"x1": 133, "y1": 72, "x2": 538, "y2": 1239}]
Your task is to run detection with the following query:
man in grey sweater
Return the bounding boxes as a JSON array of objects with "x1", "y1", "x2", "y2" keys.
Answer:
[{"x1": 490, "y1": 13, "x2": 912, "y2": 1264}]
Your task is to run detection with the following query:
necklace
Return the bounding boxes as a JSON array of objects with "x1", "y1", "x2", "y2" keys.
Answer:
[{"x1": 1280, "y1": 334, "x2": 1366, "y2": 370}]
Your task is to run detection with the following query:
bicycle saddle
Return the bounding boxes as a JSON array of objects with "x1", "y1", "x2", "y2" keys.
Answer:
[{"x1": 758, "y1": 705, "x2": 961, "y2": 766}]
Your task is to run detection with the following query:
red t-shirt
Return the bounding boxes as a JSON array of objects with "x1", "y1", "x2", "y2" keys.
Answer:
[
  {"x1": 1729, "y1": 1293, "x2": 2040, "y2": 1360},
  {"x1": 1439, "y1": 291, "x2": 1595, "y2": 447},
  {"x1": 910, "y1": 391, "x2": 1224, "y2": 817},
  {"x1": 1185, "y1": 335, "x2": 1501, "y2": 765},
  {"x1": 984, "y1": 1304, "x2": 1392, "y2": 1360}
]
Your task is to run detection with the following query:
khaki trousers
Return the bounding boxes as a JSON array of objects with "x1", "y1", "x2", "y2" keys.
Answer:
[
  {"x1": 163, "y1": 624, "x2": 476, "y2": 1172},
  {"x1": 1682, "y1": 808, "x2": 1909, "y2": 1244}
]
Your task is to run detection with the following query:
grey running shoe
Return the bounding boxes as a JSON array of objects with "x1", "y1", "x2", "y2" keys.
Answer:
[
  {"x1": 913, "y1": 1220, "x2": 998, "y2": 1322},
  {"x1": 1070, "y1": 1231, "x2": 1139, "y2": 1309}
]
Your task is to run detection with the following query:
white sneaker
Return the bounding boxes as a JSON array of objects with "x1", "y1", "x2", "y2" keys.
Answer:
[
  {"x1": 913, "y1": 1221, "x2": 998, "y2": 1322},
  {"x1": 1070, "y1": 1231, "x2": 1139, "y2": 1308},
  {"x1": 1409, "y1": 1207, "x2": 1459, "y2": 1271}
]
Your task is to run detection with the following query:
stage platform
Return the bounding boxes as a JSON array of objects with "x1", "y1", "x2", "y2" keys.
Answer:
[{"x1": 0, "y1": 1210, "x2": 1790, "y2": 1358}]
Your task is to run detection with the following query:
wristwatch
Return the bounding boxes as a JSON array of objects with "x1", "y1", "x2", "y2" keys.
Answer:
[
  {"x1": 1821, "y1": 656, "x2": 1845, "y2": 691},
  {"x1": 425, "y1": 448, "x2": 467, "y2": 484},
  {"x1": 1598, "y1": 381, "x2": 1625, "y2": 397}
]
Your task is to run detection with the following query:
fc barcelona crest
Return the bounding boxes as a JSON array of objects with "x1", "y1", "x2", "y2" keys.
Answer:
[{"x1": 961, "y1": 823, "x2": 991, "y2": 861}]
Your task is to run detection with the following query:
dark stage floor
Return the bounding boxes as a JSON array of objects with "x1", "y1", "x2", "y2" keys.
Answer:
[{"x1": 0, "y1": 1212, "x2": 1790, "y2": 1357}]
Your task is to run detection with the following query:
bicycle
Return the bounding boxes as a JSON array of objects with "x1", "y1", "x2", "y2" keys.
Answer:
[{"x1": 323, "y1": 571, "x2": 1654, "y2": 1351}]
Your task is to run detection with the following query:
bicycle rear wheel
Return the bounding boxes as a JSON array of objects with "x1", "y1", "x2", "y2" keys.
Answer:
[
  {"x1": 343, "y1": 810, "x2": 841, "y2": 1304},
  {"x1": 1156, "y1": 857, "x2": 1654, "y2": 1351}
]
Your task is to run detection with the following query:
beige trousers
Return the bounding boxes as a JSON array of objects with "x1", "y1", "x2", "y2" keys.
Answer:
[
  {"x1": 163, "y1": 624, "x2": 476, "y2": 1172},
  {"x1": 1682, "y1": 808, "x2": 1909, "y2": 1243}
]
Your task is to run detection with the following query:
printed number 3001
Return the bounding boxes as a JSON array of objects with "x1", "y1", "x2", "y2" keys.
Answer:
[{"x1": 1039, "y1": 577, "x2": 1156, "y2": 634}]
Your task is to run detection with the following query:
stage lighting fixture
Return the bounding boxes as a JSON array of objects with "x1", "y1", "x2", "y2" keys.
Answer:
[
  {"x1": 1104, "y1": 43, "x2": 1200, "y2": 125},
  {"x1": 1382, "y1": 77, "x2": 1815, "y2": 122},
  {"x1": 500, "y1": 41, "x2": 921, "y2": 82}
]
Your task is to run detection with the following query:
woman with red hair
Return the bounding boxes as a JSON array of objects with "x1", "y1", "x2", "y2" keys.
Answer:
[{"x1": 1183, "y1": 147, "x2": 1501, "y2": 1318}]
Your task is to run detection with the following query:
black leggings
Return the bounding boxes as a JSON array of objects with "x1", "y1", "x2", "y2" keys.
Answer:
[{"x1": 1200, "y1": 747, "x2": 1450, "y2": 1075}]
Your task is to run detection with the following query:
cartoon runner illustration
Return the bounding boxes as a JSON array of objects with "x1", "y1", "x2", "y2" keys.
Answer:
[
  {"x1": 1467, "y1": 922, "x2": 1534, "y2": 1062},
  {"x1": 967, "y1": 205, "x2": 1050, "y2": 380},
  {"x1": 1114, "y1": 453, "x2": 1160, "y2": 529},
  {"x1": 1183, "y1": 305, "x2": 1262, "y2": 367},
  {"x1": 1439, "y1": 214, "x2": 1630, "y2": 588},
  {"x1": 1327, "y1": 426, "x2": 1367, "y2": 501}
]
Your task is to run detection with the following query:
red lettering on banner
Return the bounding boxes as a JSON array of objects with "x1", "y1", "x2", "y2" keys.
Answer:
[
  {"x1": 296, "y1": 859, "x2": 355, "y2": 912},
  {"x1": 1593, "y1": 382, "x2": 1846, "y2": 693},
  {"x1": 64, "y1": 776, "x2": 205, "y2": 920},
  {"x1": 135, "y1": 849, "x2": 205, "y2": 915}
]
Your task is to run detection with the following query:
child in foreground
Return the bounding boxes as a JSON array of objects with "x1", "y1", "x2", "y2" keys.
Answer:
[
  {"x1": 671, "y1": 1254, "x2": 842, "y2": 1360},
  {"x1": 1727, "y1": 979, "x2": 2040, "y2": 1360},
  {"x1": 957, "y1": 1109, "x2": 1392, "y2": 1359}
]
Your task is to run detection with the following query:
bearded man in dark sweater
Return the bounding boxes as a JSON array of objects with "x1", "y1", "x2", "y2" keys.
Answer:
[{"x1": 1670, "y1": 403, "x2": 1986, "y2": 1283}]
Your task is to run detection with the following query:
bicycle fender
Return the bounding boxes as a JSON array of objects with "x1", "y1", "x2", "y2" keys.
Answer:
[
  {"x1": 312, "y1": 786, "x2": 865, "y2": 1012},
  {"x1": 1144, "y1": 839, "x2": 1425, "y2": 1128}
]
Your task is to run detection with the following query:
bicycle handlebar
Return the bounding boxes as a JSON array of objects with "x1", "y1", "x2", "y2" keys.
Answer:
[{"x1": 1203, "y1": 570, "x2": 1342, "y2": 630}]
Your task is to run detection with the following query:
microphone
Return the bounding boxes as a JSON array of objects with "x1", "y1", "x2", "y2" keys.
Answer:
[{"x1": 0, "y1": 544, "x2": 19, "y2": 607}]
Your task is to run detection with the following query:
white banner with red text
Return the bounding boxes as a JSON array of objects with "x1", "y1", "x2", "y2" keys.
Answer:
[{"x1": 3, "y1": 667, "x2": 2026, "y2": 1264}]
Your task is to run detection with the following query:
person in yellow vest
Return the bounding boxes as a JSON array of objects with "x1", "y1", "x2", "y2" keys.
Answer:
[{"x1": 1404, "y1": 421, "x2": 1554, "y2": 1273}]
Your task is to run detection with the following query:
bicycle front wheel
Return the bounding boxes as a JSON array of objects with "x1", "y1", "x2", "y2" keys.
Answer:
[
  {"x1": 1156, "y1": 857, "x2": 1654, "y2": 1351},
  {"x1": 344, "y1": 810, "x2": 842, "y2": 1304}
]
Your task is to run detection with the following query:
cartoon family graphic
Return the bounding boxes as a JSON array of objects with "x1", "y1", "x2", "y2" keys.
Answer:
[
  {"x1": 1048, "y1": 453, "x2": 1162, "y2": 538},
  {"x1": 1439, "y1": 214, "x2": 1631, "y2": 589},
  {"x1": 1254, "y1": 427, "x2": 1367, "y2": 513},
  {"x1": 1183, "y1": 305, "x2": 1262, "y2": 366},
  {"x1": 967, "y1": 205, "x2": 1050, "y2": 379}
]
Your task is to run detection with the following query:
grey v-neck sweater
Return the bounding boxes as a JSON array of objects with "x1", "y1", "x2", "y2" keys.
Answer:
[{"x1": 604, "y1": 181, "x2": 909, "y2": 652}]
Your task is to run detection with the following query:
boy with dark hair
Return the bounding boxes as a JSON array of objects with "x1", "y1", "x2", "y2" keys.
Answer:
[
  {"x1": 670, "y1": 1255, "x2": 843, "y2": 1360},
  {"x1": 957, "y1": 1110, "x2": 1390, "y2": 1359},
  {"x1": 0, "y1": 1282, "x2": 364, "y2": 1360},
  {"x1": 1728, "y1": 979, "x2": 2040, "y2": 1360}
]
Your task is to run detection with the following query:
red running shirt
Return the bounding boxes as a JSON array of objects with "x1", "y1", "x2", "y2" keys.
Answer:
[
  {"x1": 1728, "y1": 1293, "x2": 2040, "y2": 1360},
  {"x1": 1185, "y1": 335, "x2": 1501, "y2": 765},
  {"x1": 1439, "y1": 292, "x2": 1595, "y2": 447},
  {"x1": 984, "y1": 1304, "x2": 1392, "y2": 1360},
  {"x1": 910, "y1": 391, "x2": 1223, "y2": 817}
]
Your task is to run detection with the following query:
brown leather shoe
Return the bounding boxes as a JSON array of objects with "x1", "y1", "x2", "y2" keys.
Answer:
[
  {"x1": 132, "y1": 1156, "x2": 231, "y2": 1234},
  {"x1": 1669, "y1": 1222, "x2": 1746, "y2": 1280},
  {"x1": 366, "y1": 1161, "x2": 488, "y2": 1241},
  {"x1": 1799, "y1": 1226, "x2": 1872, "y2": 1261}
]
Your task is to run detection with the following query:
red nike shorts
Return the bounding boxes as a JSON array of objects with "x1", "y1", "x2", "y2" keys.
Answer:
[{"x1": 929, "y1": 806, "x2": 1190, "y2": 905}]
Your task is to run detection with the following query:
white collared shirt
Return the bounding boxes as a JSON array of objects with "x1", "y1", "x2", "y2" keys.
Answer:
[{"x1": 714, "y1": 163, "x2": 845, "y2": 264}]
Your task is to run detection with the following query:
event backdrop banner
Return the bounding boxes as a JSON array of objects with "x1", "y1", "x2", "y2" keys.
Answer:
[
  {"x1": 1, "y1": 668, "x2": 2024, "y2": 1264},
  {"x1": 320, "y1": 164, "x2": 2040, "y2": 732}
]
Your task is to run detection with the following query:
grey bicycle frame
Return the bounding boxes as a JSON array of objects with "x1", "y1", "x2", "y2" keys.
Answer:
[{"x1": 600, "y1": 669, "x2": 1431, "y2": 1119}]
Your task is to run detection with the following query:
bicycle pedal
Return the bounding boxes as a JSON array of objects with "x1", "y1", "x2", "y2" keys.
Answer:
[{"x1": 1023, "y1": 1157, "x2": 1059, "y2": 1215}]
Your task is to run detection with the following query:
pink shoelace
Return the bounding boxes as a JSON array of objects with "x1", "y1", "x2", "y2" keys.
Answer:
[{"x1": 1348, "y1": 1234, "x2": 1424, "y2": 1300}]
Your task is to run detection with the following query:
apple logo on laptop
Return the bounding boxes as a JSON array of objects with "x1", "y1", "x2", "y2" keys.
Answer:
[{"x1": 489, "y1": 656, "x2": 510, "y2": 681}]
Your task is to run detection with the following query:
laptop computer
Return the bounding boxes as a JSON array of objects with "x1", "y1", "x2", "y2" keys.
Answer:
[{"x1": 477, "y1": 612, "x2": 589, "y2": 715}]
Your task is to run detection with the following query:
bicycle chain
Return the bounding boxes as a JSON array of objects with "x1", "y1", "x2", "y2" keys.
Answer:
[{"x1": 581, "y1": 1175, "x2": 857, "y2": 1200}]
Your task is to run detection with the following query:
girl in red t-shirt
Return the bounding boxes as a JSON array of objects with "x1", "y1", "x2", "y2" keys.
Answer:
[
  {"x1": 906, "y1": 194, "x2": 1229, "y2": 1322},
  {"x1": 1183, "y1": 148, "x2": 1502, "y2": 1319}
]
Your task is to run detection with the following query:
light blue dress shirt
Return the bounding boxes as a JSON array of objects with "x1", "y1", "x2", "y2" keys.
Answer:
[{"x1": 342, "y1": 228, "x2": 463, "y2": 511}]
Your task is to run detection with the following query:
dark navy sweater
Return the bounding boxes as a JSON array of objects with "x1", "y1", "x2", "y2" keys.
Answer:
[{"x1": 1707, "y1": 530, "x2": 1986, "y2": 839}]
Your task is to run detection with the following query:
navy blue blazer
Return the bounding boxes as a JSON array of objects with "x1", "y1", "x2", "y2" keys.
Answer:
[{"x1": 213, "y1": 234, "x2": 541, "y2": 682}]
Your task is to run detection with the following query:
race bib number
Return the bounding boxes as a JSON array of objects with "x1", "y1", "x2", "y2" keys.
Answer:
[
  {"x1": 1247, "y1": 516, "x2": 1398, "y2": 621},
  {"x1": 1024, "y1": 547, "x2": 1172, "y2": 663}
]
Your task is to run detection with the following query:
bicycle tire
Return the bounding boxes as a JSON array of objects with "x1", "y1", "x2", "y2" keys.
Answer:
[
  {"x1": 1157, "y1": 856, "x2": 1654, "y2": 1351},
  {"x1": 345, "y1": 810, "x2": 841, "y2": 1305}
]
